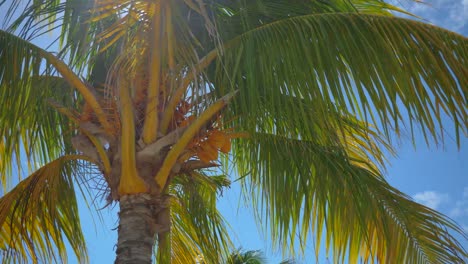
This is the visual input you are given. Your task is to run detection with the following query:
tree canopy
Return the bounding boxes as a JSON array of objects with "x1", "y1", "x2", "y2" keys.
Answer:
[{"x1": 0, "y1": 0, "x2": 467, "y2": 263}]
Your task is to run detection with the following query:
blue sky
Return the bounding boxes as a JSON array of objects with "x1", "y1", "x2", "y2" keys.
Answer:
[
  {"x1": 1, "y1": 1, "x2": 467, "y2": 263},
  {"x1": 398, "y1": 0, "x2": 467, "y2": 33}
]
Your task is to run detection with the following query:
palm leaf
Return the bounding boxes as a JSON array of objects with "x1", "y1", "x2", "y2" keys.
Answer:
[
  {"x1": 230, "y1": 92, "x2": 393, "y2": 170},
  {"x1": 169, "y1": 172, "x2": 233, "y2": 263},
  {"x1": 234, "y1": 132, "x2": 467, "y2": 262},
  {"x1": 213, "y1": 13, "x2": 467, "y2": 146},
  {"x1": 208, "y1": 0, "x2": 416, "y2": 43},
  {"x1": 210, "y1": 11, "x2": 467, "y2": 261},
  {"x1": 225, "y1": 249, "x2": 267, "y2": 264},
  {"x1": 3, "y1": 0, "x2": 101, "y2": 74},
  {"x1": 0, "y1": 1, "x2": 466, "y2": 263},
  {"x1": 0, "y1": 30, "x2": 82, "y2": 189},
  {"x1": 0, "y1": 155, "x2": 90, "y2": 264}
]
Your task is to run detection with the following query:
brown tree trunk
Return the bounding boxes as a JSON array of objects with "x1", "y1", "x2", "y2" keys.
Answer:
[{"x1": 114, "y1": 194, "x2": 169, "y2": 264}]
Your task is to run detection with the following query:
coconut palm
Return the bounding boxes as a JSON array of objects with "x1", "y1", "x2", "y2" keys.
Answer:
[
  {"x1": 224, "y1": 249, "x2": 294, "y2": 264},
  {"x1": 226, "y1": 249, "x2": 268, "y2": 264},
  {"x1": 0, "y1": 0, "x2": 467, "y2": 263},
  {"x1": 198, "y1": 248, "x2": 294, "y2": 264}
]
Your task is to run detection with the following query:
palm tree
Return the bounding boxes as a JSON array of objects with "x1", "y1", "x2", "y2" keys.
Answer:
[
  {"x1": 226, "y1": 249, "x2": 268, "y2": 264},
  {"x1": 0, "y1": 0, "x2": 467, "y2": 263},
  {"x1": 223, "y1": 249, "x2": 294, "y2": 264},
  {"x1": 197, "y1": 248, "x2": 294, "y2": 264}
]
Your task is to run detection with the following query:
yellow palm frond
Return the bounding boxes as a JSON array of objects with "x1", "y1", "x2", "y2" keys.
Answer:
[{"x1": 0, "y1": 155, "x2": 91, "y2": 264}]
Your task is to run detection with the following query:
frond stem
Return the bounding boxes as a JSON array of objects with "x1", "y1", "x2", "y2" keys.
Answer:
[
  {"x1": 142, "y1": 0, "x2": 163, "y2": 144},
  {"x1": 118, "y1": 76, "x2": 148, "y2": 195},
  {"x1": 39, "y1": 51, "x2": 113, "y2": 136},
  {"x1": 155, "y1": 91, "x2": 237, "y2": 189},
  {"x1": 159, "y1": 49, "x2": 218, "y2": 134}
]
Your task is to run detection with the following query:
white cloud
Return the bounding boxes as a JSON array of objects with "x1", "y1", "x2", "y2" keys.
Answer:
[
  {"x1": 405, "y1": 1, "x2": 431, "y2": 14},
  {"x1": 399, "y1": 0, "x2": 467, "y2": 33},
  {"x1": 463, "y1": 0, "x2": 468, "y2": 16},
  {"x1": 412, "y1": 188, "x2": 468, "y2": 232},
  {"x1": 413, "y1": 191, "x2": 449, "y2": 210},
  {"x1": 449, "y1": 187, "x2": 468, "y2": 218}
]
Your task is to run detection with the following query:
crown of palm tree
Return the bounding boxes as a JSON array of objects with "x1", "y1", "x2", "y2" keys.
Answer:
[{"x1": 0, "y1": 0, "x2": 467, "y2": 263}]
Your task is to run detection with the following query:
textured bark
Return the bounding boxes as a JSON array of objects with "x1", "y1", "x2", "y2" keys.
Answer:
[{"x1": 114, "y1": 194, "x2": 169, "y2": 264}]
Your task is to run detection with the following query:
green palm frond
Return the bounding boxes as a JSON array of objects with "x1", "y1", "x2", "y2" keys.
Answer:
[
  {"x1": 351, "y1": 0, "x2": 416, "y2": 16},
  {"x1": 0, "y1": 30, "x2": 80, "y2": 189},
  {"x1": 3, "y1": 0, "x2": 101, "y2": 73},
  {"x1": 226, "y1": 249, "x2": 267, "y2": 264},
  {"x1": 169, "y1": 172, "x2": 232, "y2": 263},
  {"x1": 234, "y1": 132, "x2": 467, "y2": 262},
  {"x1": 208, "y1": 0, "x2": 415, "y2": 41},
  {"x1": 2, "y1": 0, "x2": 216, "y2": 97},
  {"x1": 223, "y1": 248, "x2": 296, "y2": 264},
  {"x1": 228, "y1": 92, "x2": 393, "y2": 170},
  {"x1": 213, "y1": 13, "x2": 467, "y2": 146},
  {"x1": 0, "y1": 0, "x2": 466, "y2": 263},
  {"x1": 0, "y1": 155, "x2": 89, "y2": 264}
]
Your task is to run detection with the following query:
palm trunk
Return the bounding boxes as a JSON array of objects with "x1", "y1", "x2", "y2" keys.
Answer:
[{"x1": 114, "y1": 194, "x2": 169, "y2": 264}]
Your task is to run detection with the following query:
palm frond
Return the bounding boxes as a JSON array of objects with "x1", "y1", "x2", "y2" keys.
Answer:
[
  {"x1": 213, "y1": 13, "x2": 467, "y2": 147},
  {"x1": 0, "y1": 30, "x2": 82, "y2": 189},
  {"x1": 209, "y1": 0, "x2": 414, "y2": 41},
  {"x1": 234, "y1": 132, "x2": 468, "y2": 262},
  {"x1": 169, "y1": 172, "x2": 233, "y2": 263},
  {"x1": 229, "y1": 92, "x2": 394, "y2": 171},
  {"x1": 351, "y1": 0, "x2": 417, "y2": 16},
  {"x1": 225, "y1": 248, "x2": 267, "y2": 264},
  {"x1": 0, "y1": 155, "x2": 90, "y2": 264},
  {"x1": 2, "y1": 0, "x2": 101, "y2": 73}
]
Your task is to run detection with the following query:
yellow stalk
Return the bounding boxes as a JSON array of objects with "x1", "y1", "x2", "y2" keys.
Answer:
[
  {"x1": 80, "y1": 130, "x2": 112, "y2": 176},
  {"x1": 40, "y1": 51, "x2": 113, "y2": 136},
  {"x1": 154, "y1": 91, "x2": 237, "y2": 189},
  {"x1": 47, "y1": 100, "x2": 112, "y2": 176},
  {"x1": 165, "y1": 1, "x2": 175, "y2": 73},
  {"x1": 159, "y1": 49, "x2": 218, "y2": 134},
  {"x1": 142, "y1": 0, "x2": 163, "y2": 144},
  {"x1": 118, "y1": 77, "x2": 148, "y2": 195}
]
